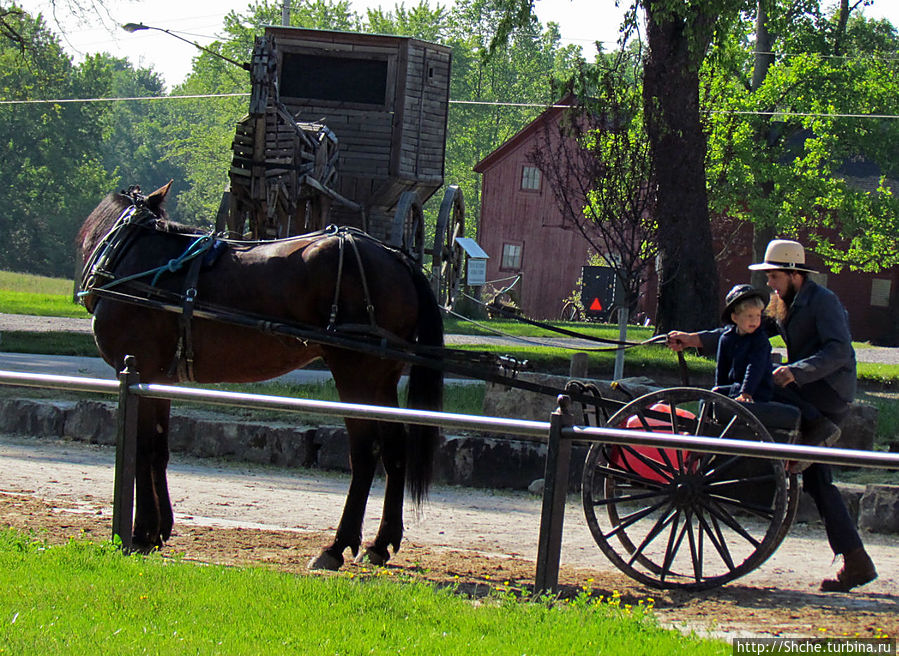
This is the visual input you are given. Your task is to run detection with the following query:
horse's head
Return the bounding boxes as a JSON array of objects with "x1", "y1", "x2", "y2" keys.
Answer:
[{"x1": 77, "y1": 181, "x2": 173, "y2": 263}]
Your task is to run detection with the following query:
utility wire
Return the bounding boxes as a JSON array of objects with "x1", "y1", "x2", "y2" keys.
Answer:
[{"x1": 2, "y1": 93, "x2": 899, "y2": 119}]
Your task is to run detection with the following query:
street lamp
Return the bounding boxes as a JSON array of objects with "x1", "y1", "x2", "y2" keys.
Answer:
[{"x1": 121, "y1": 23, "x2": 250, "y2": 71}]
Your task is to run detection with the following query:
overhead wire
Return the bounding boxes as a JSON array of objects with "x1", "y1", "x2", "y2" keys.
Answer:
[{"x1": 1, "y1": 94, "x2": 899, "y2": 119}]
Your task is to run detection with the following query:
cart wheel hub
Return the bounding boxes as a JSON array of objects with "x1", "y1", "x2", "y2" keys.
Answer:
[{"x1": 671, "y1": 474, "x2": 704, "y2": 507}]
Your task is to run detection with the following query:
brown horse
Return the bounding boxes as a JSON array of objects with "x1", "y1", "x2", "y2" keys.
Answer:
[{"x1": 77, "y1": 182, "x2": 443, "y2": 569}]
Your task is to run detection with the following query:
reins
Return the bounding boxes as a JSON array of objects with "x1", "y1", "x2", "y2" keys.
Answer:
[{"x1": 445, "y1": 292, "x2": 667, "y2": 352}]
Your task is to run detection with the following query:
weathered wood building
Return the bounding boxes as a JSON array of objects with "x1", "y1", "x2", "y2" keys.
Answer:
[{"x1": 242, "y1": 26, "x2": 453, "y2": 243}]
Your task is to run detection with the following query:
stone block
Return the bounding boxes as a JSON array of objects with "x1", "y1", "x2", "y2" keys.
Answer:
[
  {"x1": 434, "y1": 435, "x2": 586, "y2": 492},
  {"x1": 312, "y1": 426, "x2": 350, "y2": 472},
  {"x1": 482, "y1": 373, "x2": 661, "y2": 423},
  {"x1": 835, "y1": 403, "x2": 878, "y2": 452},
  {"x1": 859, "y1": 484, "x2": 899, "y2": 534},
  {"x1": 0, "y1": 398, "x2": 71, "y2": 437},
  {"x1": 792, "y1": 482, "x2": 864, "y2": 526},
  {"x1": 64, "y1": 400, "x2": 117, "y2": 445}
]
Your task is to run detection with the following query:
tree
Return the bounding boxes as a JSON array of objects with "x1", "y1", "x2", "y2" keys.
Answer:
[
  {"x1": 639, "y1": 0, "x2": 751, "y2": 332},
  {"x1": 705, "y1": 3, "x2": 899, "y2": 277},
  {"x1": 0, "y1": 9, "x2": 115, "y2": 275}
]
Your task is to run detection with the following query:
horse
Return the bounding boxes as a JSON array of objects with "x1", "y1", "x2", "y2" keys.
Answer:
[{"x1": 76, "y1": 182, "x2": 444, "y2": 570}]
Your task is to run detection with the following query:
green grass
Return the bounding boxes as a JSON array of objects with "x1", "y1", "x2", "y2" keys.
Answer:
[
  {"x1": 0, "y1": 331, "x2": 99, "y2": 356},
  {"x1": 0, "y1": 289, "x2": 90, "y2": 318},
  {"x1": 0, "y1": 529, "x2": 726, "y2": 655},
  {"x1": 188, "y1": 379, "x2": 486, "y2": 419},
  {"x1": 0, "y1": 271, "x2": 78, "y2": 295},
  {"x1": 444, "y1": 316, "x2": 657, "y2": 341}
]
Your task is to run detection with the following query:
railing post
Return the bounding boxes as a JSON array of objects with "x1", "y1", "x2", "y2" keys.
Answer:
[
  {"x1": 112, "y1": 355, "x2": 139, "y2": 552},
  {"x1": 535, "y1": 394, "x2": 574, "y2": 594}
]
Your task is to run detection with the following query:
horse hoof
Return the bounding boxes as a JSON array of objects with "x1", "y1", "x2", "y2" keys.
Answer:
[
  {"x1": 308, "y1": 550, "x2": 343, "y2": 571},
  {"x1": 130, "y1": 532, "x2": 164, "y2": 554},
  {"x1": 356, "y1": 547, "x2": 390, "y2": 567}
]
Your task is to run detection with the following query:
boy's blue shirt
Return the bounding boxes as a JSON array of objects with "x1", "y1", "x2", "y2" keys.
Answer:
[{"x1": 715, "y1": 324, "x2": 774, "y2": 401}]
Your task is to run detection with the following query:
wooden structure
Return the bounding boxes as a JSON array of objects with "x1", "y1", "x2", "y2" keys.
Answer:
[{"x1": 226, "y1": 27, "x2": 455, "y2": 265}]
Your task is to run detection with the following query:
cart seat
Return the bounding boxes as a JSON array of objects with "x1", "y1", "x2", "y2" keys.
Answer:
[{"x1": 740, "y1": 401, "x2": 801, "y2": 433}]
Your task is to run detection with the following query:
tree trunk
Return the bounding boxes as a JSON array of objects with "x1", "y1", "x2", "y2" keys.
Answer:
[
  {"x1": 643, "y1": 5, "x2": 720, "y2": 332},
  {"x1": 750, "y1": 0, "x2": 777, "y2": 290}
]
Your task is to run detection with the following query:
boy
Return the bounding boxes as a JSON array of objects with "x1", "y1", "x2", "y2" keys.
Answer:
[{"x1": 713, "y1": 284, "x2": 773, "y2": 403}]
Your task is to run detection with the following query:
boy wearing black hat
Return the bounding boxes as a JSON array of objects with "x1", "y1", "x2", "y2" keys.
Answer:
[{"x1": 713, "y1": 284, "x2": 773, "y2": 403}]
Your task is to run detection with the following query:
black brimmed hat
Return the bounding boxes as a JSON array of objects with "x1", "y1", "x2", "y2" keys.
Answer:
[{"x1": 722, "y1": 284, "x2": 770, "y2": 323}]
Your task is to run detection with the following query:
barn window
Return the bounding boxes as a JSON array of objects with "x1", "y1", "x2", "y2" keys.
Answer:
[
  {"x1": 521, "y1": 166, "x2": 541, "y2": 191},
  {"x1": 871, "y1": 278, "x2": 891, "y2": 307},
  {"x1": 501, "y1": 243, "x2": 522, "y2": 270}
]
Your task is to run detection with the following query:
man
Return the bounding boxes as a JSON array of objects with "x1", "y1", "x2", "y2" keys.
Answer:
[{"x1": 667, "y1": 239, "x2": 877, "y2": 592}]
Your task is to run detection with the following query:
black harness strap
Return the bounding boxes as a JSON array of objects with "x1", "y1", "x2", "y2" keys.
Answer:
[
  {"x1": 327, "y1": 227, "x2": 378, "y2": 332},
  {"x1": 167, "y1": 253, "x2": 205, "y2": 382}
]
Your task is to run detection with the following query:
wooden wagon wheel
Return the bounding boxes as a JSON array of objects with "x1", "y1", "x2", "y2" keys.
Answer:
[
  {"x1": 431, "y1": 185, "x2": 465, "y2": 309},
  {"x1": 581, "y1": 388, "x2": 799, "y2": 590},
  {"x1": 391, "y1": 191, "x2": 425, "y2": 267}
]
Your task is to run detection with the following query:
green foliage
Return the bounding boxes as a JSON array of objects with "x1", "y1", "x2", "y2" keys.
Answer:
[
  {"x1": 0, "y1": 11, "x2": 116, "y2": 276},
  {"x1": 705, "y1": 6, "x2": 899, "y2": 272}
]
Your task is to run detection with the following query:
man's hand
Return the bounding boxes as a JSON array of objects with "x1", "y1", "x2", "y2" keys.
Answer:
[
  {"x1": 772, "y1": 365, "x2": 795, "y2": 387},
  {"x1": 735, "y1": 393, "x2": 753, "y2": 403},
  {"x1": 666, "y1": 331, "x2": 701, "y2": 352}
]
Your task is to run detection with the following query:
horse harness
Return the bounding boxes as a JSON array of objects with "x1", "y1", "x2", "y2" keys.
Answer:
[{"x1": 80, "y1": 192, "x2": 385, "y2": 382}]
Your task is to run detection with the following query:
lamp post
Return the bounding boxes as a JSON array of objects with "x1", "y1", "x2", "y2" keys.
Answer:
[{"x1": 121, "y1": 23, "x2": 250, "y2": 71}]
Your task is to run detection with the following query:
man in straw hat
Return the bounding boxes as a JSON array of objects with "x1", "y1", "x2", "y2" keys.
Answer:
[{"x1": 667, "y1": 239, "x2": 876, "y2": 592}]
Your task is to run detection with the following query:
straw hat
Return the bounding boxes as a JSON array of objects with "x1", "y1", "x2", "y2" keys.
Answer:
[
  {"x1": 748, "y1": 239, "x2": 818, "y2": 273},
  {"x1": 722, "y1": 284, "x2": 770, "y2": 323}
]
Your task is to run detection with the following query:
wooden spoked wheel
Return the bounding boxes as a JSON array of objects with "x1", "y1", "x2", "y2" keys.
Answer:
[
  {"x1": 391, "y1": 191, "x2": 425, "y2": 266},
  {"x1": 581, "y1": 388, "x2": 798, "y2": 590},
  {"x1": 431, "y1": 185, "x2": 465, "y2": 309}
]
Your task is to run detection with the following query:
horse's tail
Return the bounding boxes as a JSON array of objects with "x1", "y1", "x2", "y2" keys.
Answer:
[{"x1": 406, "y1": 266, "x2": 444, "y2": 507}]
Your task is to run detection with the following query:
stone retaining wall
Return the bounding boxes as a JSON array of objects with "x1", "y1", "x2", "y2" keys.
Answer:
[{"x1": 0, "y1": 396, "x2": 896, "y2": 534}]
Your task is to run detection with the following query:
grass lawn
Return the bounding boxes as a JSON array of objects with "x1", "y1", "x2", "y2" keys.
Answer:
[{"x1": 0, "y1": 528, "x2": 726, "y2": 655}]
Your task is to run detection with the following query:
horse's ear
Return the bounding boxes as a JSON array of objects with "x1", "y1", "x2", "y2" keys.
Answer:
[{"x1": 147, "y1": 180, "x2": 173, "y2": 214}]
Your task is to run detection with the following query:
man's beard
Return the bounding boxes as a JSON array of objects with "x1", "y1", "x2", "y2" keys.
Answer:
[{"x1": 768, "y1": 280, "x2": 796, "y2": 322}]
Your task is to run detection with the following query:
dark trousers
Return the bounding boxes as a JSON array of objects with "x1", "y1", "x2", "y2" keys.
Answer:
[{"x1": 773, "y1": 381, "x2": 863, "y2": 555}]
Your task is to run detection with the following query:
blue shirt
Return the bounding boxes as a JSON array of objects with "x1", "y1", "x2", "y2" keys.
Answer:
[{"x1": 715, "y1": 324, "x2": 774, "y2": 402}]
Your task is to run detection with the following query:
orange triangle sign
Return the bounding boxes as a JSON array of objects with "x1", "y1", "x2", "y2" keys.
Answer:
[{"x1": 589, "y1": 297, "x2": 603, "y2": 311}]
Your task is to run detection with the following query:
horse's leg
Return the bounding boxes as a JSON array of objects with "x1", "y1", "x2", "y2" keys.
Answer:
[
  {"x1": 308, "y1": 416, "x2": 379, "y2": 570},
  {"x1": 357, "y1": 420, "x2": 407, "y2": 566},
  {"x1": 132, "y1": 397, "x2": 173, "y2": 550}
]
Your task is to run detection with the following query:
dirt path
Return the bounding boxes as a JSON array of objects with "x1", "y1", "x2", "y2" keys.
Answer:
[{"x1": 0, "y1": 434, "x2": 896, "y2": 640}]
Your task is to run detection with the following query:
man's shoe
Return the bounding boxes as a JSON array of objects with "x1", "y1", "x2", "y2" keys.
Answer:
[
  {"x1": 788, "y1": 418, "x2": 842, "y2": 473},
  {"x1": 820, "y1": 548, "x2": 877, "y2": 592}
]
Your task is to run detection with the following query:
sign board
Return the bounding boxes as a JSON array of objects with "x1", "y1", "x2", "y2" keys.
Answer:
[
  {"x1": 467, "y1": 258, "x2": 487, "y2": 286},
  {"x1": 455, "y1": 237, "x2": 489, "y2": 287}
]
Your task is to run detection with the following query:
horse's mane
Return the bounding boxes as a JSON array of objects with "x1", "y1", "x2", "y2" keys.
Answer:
[{"x1": 77, "y1": 188, "x2": 205, "y2": 261}]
